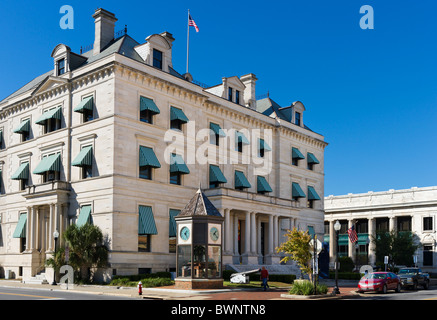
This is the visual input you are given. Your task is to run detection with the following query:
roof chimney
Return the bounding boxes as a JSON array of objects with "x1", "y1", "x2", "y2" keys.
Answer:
[
  {"x1": 92, "y1": 8, "x2": 118, "y2": 56},
  {"x1": 240, "y1": 73, "x2": 258, "y2": 110}
]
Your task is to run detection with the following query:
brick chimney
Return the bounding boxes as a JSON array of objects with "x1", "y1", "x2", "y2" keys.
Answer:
[{"x1": 92, "y1": 8, "x2": 118, "y2": 56}]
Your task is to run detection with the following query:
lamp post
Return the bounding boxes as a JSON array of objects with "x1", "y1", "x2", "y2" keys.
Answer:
[
  {"x1": 333, "y1": 220, "x2": 341, "y2": 295},
  {"x1": 51, "y1": 230, "x2": 59, "y2": 285}
]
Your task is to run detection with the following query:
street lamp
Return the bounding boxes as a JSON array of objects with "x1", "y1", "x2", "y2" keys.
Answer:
[
  {"x1": 333, "y1": 220, "x2": 341, "y2": 295},
  {"x1": 51, "y1": 230, "x2": 59, "y2": 285}
]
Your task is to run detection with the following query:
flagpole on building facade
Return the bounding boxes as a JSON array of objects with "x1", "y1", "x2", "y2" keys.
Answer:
[{"x1": 186, "y1": 9, "x2": 190, "y2": 74}]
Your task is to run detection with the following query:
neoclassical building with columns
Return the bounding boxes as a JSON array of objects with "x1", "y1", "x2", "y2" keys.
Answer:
[
  {"x1": 0, "y1": 8, "x2": 327, "y2": 282},
  {"x1": 324, "y1": 186, "x2": 437, "y2": 274}
]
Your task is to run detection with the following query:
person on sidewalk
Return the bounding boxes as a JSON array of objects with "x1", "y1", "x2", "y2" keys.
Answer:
[{"x1": 260, "y1": 267, "x2": 269, "y2": 291}]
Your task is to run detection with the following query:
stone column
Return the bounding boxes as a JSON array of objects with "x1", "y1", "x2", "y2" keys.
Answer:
[
  {"x1": 257, "y1": 218, "x2": 262, "y2": 263},
  {"x1": 250, "y1": 212, "x2": 257, "y2": 255},
  {"x1": 48, "y1": 203, "x2": 54, "y2": 252},
  {"x1": 29, "y1": 206, "x2": 37, "y2": 252},
  {"x1": 329, "y1": 220, "x2": 335, "y2": 262},
  {"x1": 224, "y1": 209, "x2": 231, "y2": 254},
  {"x1": 389, "y1": 216, "x2": 396, "y2": 232},
  {"x1": 233, "y1": 214, "x2": 239, "y2": 264},
  {"x1": 368, "y1": 218, "x2": 376, "y2": 266},
  {"x1": 25, "y1": 207, "x2": 31, "y2": 252},
  {"x1": 348, "y1": 219, "x2": 354, "y2": 260}
]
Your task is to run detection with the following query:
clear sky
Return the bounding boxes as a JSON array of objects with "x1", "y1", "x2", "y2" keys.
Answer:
[{"x1": 1, "y1": 0, "x2": 436, "y2": 196}]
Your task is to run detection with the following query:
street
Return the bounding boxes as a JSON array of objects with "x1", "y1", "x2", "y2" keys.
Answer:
[
  {"x1": 0, "y1": 287, "x2": 141, "y2": 300},
  {"x1": 348, "y1": 286, "x2": 437, "y2": 300}
]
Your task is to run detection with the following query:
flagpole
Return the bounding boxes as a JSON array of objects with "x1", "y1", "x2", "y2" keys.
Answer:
[{"x1": 186, "y1": 9, "x2": 190, "y2": 74}]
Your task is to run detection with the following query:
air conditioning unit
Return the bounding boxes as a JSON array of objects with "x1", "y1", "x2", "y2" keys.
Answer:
[{"x1": 48, "y1": 173, "x2": 55, "y2": 181}]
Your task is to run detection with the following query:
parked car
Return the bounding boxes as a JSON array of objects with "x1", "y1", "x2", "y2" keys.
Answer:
[
  {"x1": 358, "y1": 272, "x2": 401, "y2": 294},
  {"x1": 397, "y1": 268, "x2": 430, "y2": 290}
]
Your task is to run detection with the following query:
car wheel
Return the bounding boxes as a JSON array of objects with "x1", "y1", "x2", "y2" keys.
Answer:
[
  {"x1": 424, "y1": 280, "x2": 429, "y2": 290},
  {"x1": 382, "y1": 285, "x2": 387, "y2": 294},
  {"x1": 395, "y1": 283, "x2": 401, "y2": 293},
  {"x1": 413, "y1": 281, "x2": 418, "y2": 290}
]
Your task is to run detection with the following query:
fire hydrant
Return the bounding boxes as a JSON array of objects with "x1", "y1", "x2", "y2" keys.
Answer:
[{"x1": 138, "y1": 281, "x2": 142, "y2": 296}]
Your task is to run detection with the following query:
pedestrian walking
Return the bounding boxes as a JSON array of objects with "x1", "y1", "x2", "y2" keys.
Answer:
[{"x1": 260, "y1": 267, "x2": 269, "y2": 291}]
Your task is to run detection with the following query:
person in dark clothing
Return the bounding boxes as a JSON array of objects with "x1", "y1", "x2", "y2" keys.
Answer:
[{"x1": 260, "y1": 267, "x2": 269, "y2": 291}]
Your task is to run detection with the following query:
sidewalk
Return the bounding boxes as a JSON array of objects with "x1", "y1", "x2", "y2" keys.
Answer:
[{"x1": 0, "y1": 279, "x2": 359, "y2": 300}]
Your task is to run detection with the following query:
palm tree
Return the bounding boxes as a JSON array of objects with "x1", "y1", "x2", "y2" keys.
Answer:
[{"x1": 47, "y1": 223, "x2": 109, "y2": 283}]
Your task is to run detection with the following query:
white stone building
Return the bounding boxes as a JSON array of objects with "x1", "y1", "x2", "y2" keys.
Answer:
[
  {"x1": 0, "y1": 8, "x2": 327, "y2": 282},
  {"x1": 324, "y1": 186, "x2": 437, "y2": 274}
]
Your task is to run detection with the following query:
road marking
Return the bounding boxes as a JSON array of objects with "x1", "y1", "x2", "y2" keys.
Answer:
[{"x1": 0, "y1": 291, "x2": 58, "y2": 299}]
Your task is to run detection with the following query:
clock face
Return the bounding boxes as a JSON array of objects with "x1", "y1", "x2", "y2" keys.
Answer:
[
  {"x1": 180, "y1": 226, "x2": 190, "y2": 241},
  {"x1": 210, "y1": 227, "x2": 219, "y2": 241}
]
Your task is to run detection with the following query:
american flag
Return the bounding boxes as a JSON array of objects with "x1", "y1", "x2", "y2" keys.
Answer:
[
  {"x1": 189, "y1": 14, "x2": 199, "y2": 32},
  {"x1": 348, "y1": 225, "x2": 358, "y2": 243}
]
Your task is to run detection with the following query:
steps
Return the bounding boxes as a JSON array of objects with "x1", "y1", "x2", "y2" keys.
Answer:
[
  {"x1": 225, "y1": 264, "x2": 301, "y2": 276},
  {"x1": 23, "y1": 272, "x2": 49, "y2": 284}
]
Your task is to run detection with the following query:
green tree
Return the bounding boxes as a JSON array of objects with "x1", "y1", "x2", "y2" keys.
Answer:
[
  {"x1": 372, "y1": 230, "x2": 419, "y2": 270},
  {"x1": 276, "y1": 227, "x2": 313, "y2": 280},
  {"x1": 46, "y1": 223, "x2": 109, "y2": 283}
]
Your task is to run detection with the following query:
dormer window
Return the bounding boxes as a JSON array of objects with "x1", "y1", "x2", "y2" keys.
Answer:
[
  {"x1": 153, "y1": 49, "x2": 163, "y2": 69},
  {"x1": 57, "y1": 59, "x2": 65, "y2": 76},
  {"x1": 228, "y1": 87, "x2": 233, "y2": 101},
  {"x1": 235, "y1": 90, "x2": 240, "y2": 104},
  {"x1": 295, "y1": 112, "x2": 301, "y2": 126}
]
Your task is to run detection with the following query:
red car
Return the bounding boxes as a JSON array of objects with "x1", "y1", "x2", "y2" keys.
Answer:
[{"x1": 358, "y1": 272, "x2": 401, "y2": 294}]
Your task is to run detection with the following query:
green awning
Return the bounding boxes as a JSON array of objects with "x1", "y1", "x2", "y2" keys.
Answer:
[
  {"x1": 138, "y1": 205, "x2": 157, "y2": 235},
  {"x1": 74, "y1": 96, "x2": 94, "y2": 113},
  {"x1": 170, "y1": 153, "x2": 190, "y2": 174},
  {"x1": 235, "y1": 170, "x2": 251, "y2": 189},
  {"x1": 259, "y1": 138, "x2": 272, "y2": 151},
  {"x1": 292, "y1": 182, "x2": 306, "y2": 198},
  {"x1": 257, "y1": 176, "x2": 272, "y2": 193},
  {"x1": 235, "y1": 131, "x2": 250, "y2": 145},
  {"x1": 140, "y1": 96, "x2": 160, "y2": 114},
  {"x1": 307, "y1": 152, "x2": 320, "y2": 164},
  {"x1": 13, "y1": 213, "x2": 27, "y2": 238},
  {"x1": 209, "y1": 165, "x2": 227, "y2": 184},
  {"x1": 13, "y1": 119, "x2": 30, "y2": 134},
  {"x1": 169, "y1": 209, "x2": 180, "y2": 237},
  {"x1": 307, "y1": 186, "x2": 321, "y2": 200},
  {"x1": 339, "y1": 234, "x2": 349, "y2": 246},
  {"x1": 72, "y1": 146, "x2": 93, "y2": 167},
  {"x1": 210, "y1": 123, "x2": 226, "y2": 137},
  {"x1": 139, "y1": 146, "x2": 161, "y2": 168},
  {"x1": 35, "y1": 106, "x2": 62, "y2": 125},
  {"x1": 357, "y1": 233, "x2": 369, "y2": 245},
  {"x1": 170, "y1": 106, "x2": 189, "y2": 123},
  {"x1": 11, "y1": 162, "x2": 29, "y2": 180},
  {"x1": 292, "y1": 147, "x2": 305, "y2": 160},
  {"x1": 76, "y1": 205, "x2": 92, "y2": 227},
  {"x1": 33, "y1": 153, "x2": 61, "y2": 175}
]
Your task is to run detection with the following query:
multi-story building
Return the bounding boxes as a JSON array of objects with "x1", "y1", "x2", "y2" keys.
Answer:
[
  {"x1": 324, "y1": 186, "x2": 437, "y2": 274},
  {"x1": 0, "y1": 8, "x2": 327, "y2": 282}
]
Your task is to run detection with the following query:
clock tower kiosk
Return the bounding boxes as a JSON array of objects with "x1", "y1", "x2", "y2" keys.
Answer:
[{"x1": 174, "y1": 188, "x2": 224, "y2": 289}]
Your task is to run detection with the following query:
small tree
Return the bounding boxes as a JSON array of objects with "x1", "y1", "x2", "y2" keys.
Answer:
[
  {"x1": 47, "y1": 223, "x2": 109, "y2": 283},
  {"x1": 372, "y1": 230, "x2": 419, "y2": 270},
  {"x1": 276, "y1": 227, "x2": 312, "y2": 280}
]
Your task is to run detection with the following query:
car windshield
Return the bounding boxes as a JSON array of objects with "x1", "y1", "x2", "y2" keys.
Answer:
[
  {"x1": 398, "y1": 269, "x2": 417, "y2": 275},
  {"x1": 367, "y1": 273, "x2": 387, "y2": 279}
]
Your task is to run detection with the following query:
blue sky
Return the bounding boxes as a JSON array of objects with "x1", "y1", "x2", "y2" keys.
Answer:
[{"x1": 1, "y1": 0, "x2": 436, "y2": 196}]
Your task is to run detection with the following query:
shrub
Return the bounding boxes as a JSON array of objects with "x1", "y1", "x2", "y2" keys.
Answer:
[
  {"x1": 109, "y1": 272, "x2": 173, "y2": 287},
  {"x1": 289, "y1": 280, "x2": 328, "y2": 295}
]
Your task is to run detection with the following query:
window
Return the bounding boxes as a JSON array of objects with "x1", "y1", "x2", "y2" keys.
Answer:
[
  {"x1": 74, "y1": 96, "x2": 94, "y2": 122},
  {"x1": 307, "y1": 200, "x2": 314, "y2": 208},
  {"x1": 423, "y1": 245, "x2": 433, "y2": 266},
  {"x1": 0, "y1": 130, "x2": 3, "y2": 149},
  {"x1": 138, "y1": 234, "x2": 151, "y2": 252},
  {"x1": 20, "y1": 165, "x2": 29, "y2": 190},
  {"x1": 36, "y1": 107, "x2": 62, "y2": 134},
  {"x1": 139, "y1": 166, "x2": 152, "y2": 180},
  {"x1": 57, "y1": 59, "x2": 65, "y2": 76},
  {"x1": 140, "y1": 109, "x2": 154, "y2": 124},
  {"x1": 295, "y1": 112, "x2": 301, "y2": 126},
  {"x1": 424, "y1": 217, "x2": 433, "y2": 231},
  {"x1": 43, "y1": 170, "x2": 59, "y2": 183},
  {"x1": 228, "y1": 87, "x2": 233, "y2": 101},
  {"x1": 44, "y1": 117, "x2": 61, "y2": 134},
  {"x1": 82, "y1": 165, "x2": 93, "y2": 179},
  {"x1": 138, "y1": 205, "x2": 157, "y2": 252},
  {"x1": 153, "y1": 49, "x2": 163, "y2": 69},
  {"x1": 235, "y1": 90, "x2": 240, "y2": 104},
  {"x1": 170, "y1": 172, "x2": 181, "y2": 185}
]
